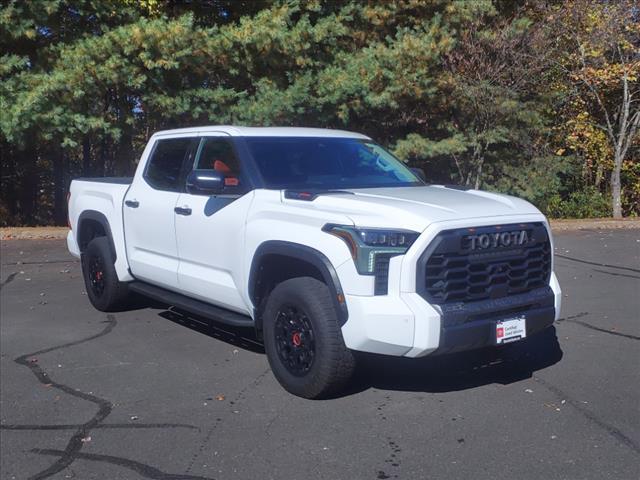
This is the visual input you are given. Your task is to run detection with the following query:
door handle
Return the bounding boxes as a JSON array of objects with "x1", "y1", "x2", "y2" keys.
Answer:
[
  {"x1": 125, "y1": 200, "x2": 139, "y2": 208},
  {"x1": 174, "y1": 206, "x2": 192, "y2": 216}
]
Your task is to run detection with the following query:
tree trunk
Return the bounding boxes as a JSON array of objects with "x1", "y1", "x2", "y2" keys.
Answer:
[
  {"x1": 15, "y1": 144, "x2": 39, "y2": 225},
  {"x1": 594, "y1": 162, "x2": 604, "y2": 189},
  {"x1": 82, "y1": 136, "x2": 91, "y2": 176},
  {"x1": 0, "y1": 140, "x2": 16, "y2": 224},
  {"x1": 99, "y1": 137, "x2": 107, "y2": 176},
  {"x1": 52, "y1": 146, "x2": 67, "y2": 226},
  {"x1": 474, "y1": 155, "x2": 484, "y2": 190},
  {"x1": 611, "y1": 151, "x2": 623, "y2": 219},
  {"x1": 115, "y1": 129, "x2": 133, "y2": 175}
]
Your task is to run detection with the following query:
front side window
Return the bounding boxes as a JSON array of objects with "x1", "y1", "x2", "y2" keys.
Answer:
[
  {"x1": 244, "y1": 137, "x2": 421, "y2": 190},
  {"x1": 144, "y1": 138, "x2": 193, "y2": 192},
  {"x1": 193, "y1": 137, "x2": 245, "y2": 192}
]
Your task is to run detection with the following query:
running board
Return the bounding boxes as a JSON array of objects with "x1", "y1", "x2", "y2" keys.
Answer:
[{"x1": 129, "y1": 282, "x2": 254, "y2": 328}]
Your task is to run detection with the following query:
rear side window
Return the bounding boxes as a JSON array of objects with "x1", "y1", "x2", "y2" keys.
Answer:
[{"x1": 144, "y1": 138, "x2": 193, "y2": 191}]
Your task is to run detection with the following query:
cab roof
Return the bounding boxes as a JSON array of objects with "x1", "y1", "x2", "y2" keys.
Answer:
[{"x1": 152, "y1": 126, "x2": 371, "y2": 139}]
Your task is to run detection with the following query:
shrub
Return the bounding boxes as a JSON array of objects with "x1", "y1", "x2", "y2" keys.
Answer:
[{"x1": 545, "y1": 186, "x2": 611, "y2": 218}]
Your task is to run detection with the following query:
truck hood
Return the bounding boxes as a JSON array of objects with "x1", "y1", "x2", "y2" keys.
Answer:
[{"x1": 308, "y1": 185, "x2": 544, "y2": 232}]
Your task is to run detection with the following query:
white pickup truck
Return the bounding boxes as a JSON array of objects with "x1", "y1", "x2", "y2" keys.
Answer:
[{"x1": 67, "y1": 126, "x2": 561, "y2": 398}]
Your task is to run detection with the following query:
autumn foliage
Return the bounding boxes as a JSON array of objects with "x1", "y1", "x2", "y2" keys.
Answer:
[{"x1": 1, "y1": 0, "x2": 638, "y2": 225}]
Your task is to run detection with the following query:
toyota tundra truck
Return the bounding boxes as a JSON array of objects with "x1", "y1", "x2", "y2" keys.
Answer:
[{"x1": 67, "y1": 126, "x2": 562, "y2": 399}]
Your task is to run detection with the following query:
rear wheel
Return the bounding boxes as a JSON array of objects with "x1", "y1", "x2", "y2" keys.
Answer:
[
  {"x1": 81, "y1": 236, "x2": 129, "y2": 311},
  {"x1": 263, "y1": 277, "x2": 355, "y2": 399}
]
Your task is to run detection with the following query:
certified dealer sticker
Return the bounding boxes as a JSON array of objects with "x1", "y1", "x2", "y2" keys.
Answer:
[{"x1": 496, "y1": 316, "x2": 526, "y2": 344}]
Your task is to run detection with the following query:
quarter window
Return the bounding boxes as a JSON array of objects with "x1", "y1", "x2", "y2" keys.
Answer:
[{"x1": 145, "y1": 138, "x2": 193, "y2": 192}]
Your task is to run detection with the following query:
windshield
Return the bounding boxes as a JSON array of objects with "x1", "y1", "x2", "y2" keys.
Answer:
[{"x1": 245, "y1": 137, "x2": 422, "y2": 189}]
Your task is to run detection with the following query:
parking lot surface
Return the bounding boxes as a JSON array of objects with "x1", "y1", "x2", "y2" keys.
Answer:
[{"x1": 1, "y1": 229, "x2": 638, "y2": 480}]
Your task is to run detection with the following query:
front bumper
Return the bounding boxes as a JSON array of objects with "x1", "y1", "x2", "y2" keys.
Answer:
[
  {"x1": 339, "y1": 215, "x2": 562, "y2": 358},
  {"x1": 341, "y1": 275, "x2": 560, "y2": 358},
  {"x1": 435, "y1": 286, "x2": 555, "y2": 355}
]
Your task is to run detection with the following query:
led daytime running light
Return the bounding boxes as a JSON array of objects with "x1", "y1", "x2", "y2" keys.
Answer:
[{"x1": 323, "y1": 224, "x2": 419, "y2": 274}]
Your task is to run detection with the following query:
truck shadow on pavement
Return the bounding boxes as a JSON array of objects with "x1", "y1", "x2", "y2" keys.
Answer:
[
  {"x1": 347, "y1": 327, "x2": 563, "y2": 396},
  {"x1": 155, "y1": 304, "x2": 563, "y2": 397}
]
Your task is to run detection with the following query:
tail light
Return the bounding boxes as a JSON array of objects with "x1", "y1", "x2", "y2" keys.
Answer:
[{"x1": 67, "y1": 192, "x2": 72, "y2": 229}]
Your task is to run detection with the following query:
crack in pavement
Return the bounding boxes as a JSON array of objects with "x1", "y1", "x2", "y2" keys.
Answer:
[
  {"x1": 264, "y1": 396, "x2": 291, "y2": 436},
  {"x1": 592, "y1": 268, "x2": 640, "y2": 280},
  {"x1": 2, "y1": 259, "x2": 79, "y2": 266},
  {"x1": 33, "y1": 449, "x2": 215, "y2": 480},
  {"x1": 554, "y1": 254, "x2": 640, "y2": 274},
  {"x1": 566, "y1": 319, "x2": 640, "y2": 341},
  {"x1": 374, "y1": 395, "x2": 403, "y2": 479},
  {"x1": 10, "y1": 314, "x2": 210, "y2": 479},
  {"x1": 14, "y1": 315, "x2": 117, "y2": 480},
  {"x1": 184, "y1": 367, "x2": 271, "y2": 475},
  {"x1": 556, "y1": 312, "x2": 640, "y2": 341},
  {"x1": 1, "y1": 423, "x2": 199, "y2": 431},
  {"x1": 0, "y1": 272, "x2": 17, "y2": 290},
  {"x1": 533, "y1": 375, "x2": 640, "y2": 454},
  {"x1": 184, "y1": 419, "x2": 222, "y2": 476}
]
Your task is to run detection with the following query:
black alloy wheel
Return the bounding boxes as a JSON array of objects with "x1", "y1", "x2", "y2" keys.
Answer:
[
  {"x1": 88, "y1": 253, "x2": 106, "y2": 297},
  {"x1": 262, "y1": 277, "x2": 355, "y2": 399},
  {"x1": 81, "y1": 236, "x2": 129, "y2": 312},
  {"x1": 274, "y1": 305, "x2": 316, "y2": 376}
]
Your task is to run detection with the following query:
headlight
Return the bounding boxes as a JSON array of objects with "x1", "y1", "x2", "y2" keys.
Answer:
[{"x1": 322, "y1": 224, "x2": 419, "y2": 275}]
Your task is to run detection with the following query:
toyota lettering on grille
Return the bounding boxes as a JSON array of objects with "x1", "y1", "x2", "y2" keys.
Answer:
[{"x1": 463, "y1": 230, "x2": 531, "y2": 251}]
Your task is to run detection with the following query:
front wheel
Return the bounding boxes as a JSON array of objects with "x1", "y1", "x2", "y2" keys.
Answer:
[
  {"x1": 262, "y1": 277, "x2": 355, "y2": 399},
  {"x1": 81, "y1": 236, "x2": 129, "y2": 312}
]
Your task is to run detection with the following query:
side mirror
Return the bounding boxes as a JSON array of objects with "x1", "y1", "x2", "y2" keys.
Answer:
[
  {"x1": 186, "y1": 170, "x2": 224, "y2": 195},
  {"x1": 411, "y1": 167, "x2": 426, "y2": 182}
]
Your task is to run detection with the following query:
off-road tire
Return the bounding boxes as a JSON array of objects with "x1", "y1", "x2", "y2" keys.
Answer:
[
  {"x1": 262, "y1": 276, "x2": 355, "y2": 399},
  {"x1": 81, "y1": 236, "x2": 129, "y2": 312}
]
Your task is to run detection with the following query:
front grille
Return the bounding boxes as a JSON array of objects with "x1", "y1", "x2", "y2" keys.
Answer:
[{"x1": 418, "y1": 223, "x2": 551, "y2": 305}]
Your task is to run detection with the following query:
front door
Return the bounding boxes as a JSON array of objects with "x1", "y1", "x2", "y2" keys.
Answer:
[
  {"x1": 124, "y1": 135, "x2": 196, "y2": 289},
  {"x1": 175, "y1": 134, "x2": 254, "y2": 314}
]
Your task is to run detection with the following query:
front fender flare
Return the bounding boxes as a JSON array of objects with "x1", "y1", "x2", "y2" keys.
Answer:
[{"x1": 248, "y1": 241, "x2": 349, "y2": 327}]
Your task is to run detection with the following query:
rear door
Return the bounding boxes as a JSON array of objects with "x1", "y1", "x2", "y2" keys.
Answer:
[
  {"x1": 174, "y1": 133, "x2": 254, "y2": 314},
  {"x1": 124, "y1": 135, "x2": 197, "y2": 289}
]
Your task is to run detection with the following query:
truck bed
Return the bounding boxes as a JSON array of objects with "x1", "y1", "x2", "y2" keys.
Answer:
[
  {"x1": 74, "y1": 177, "x2": 132, "y2": 185},
  {"x1": 68, "y1": 177, "x2": 133, "y2": 281}
]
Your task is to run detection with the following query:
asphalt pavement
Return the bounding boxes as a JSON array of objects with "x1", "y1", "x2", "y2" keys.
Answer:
[{"x1": 1, "y1": 229, "x2": 638, "y2": 480}]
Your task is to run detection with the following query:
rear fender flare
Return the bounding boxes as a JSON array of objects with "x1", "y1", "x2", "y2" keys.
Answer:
[{"x1": 77, "y1": 210, "x2": 117, "y2": 260}]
